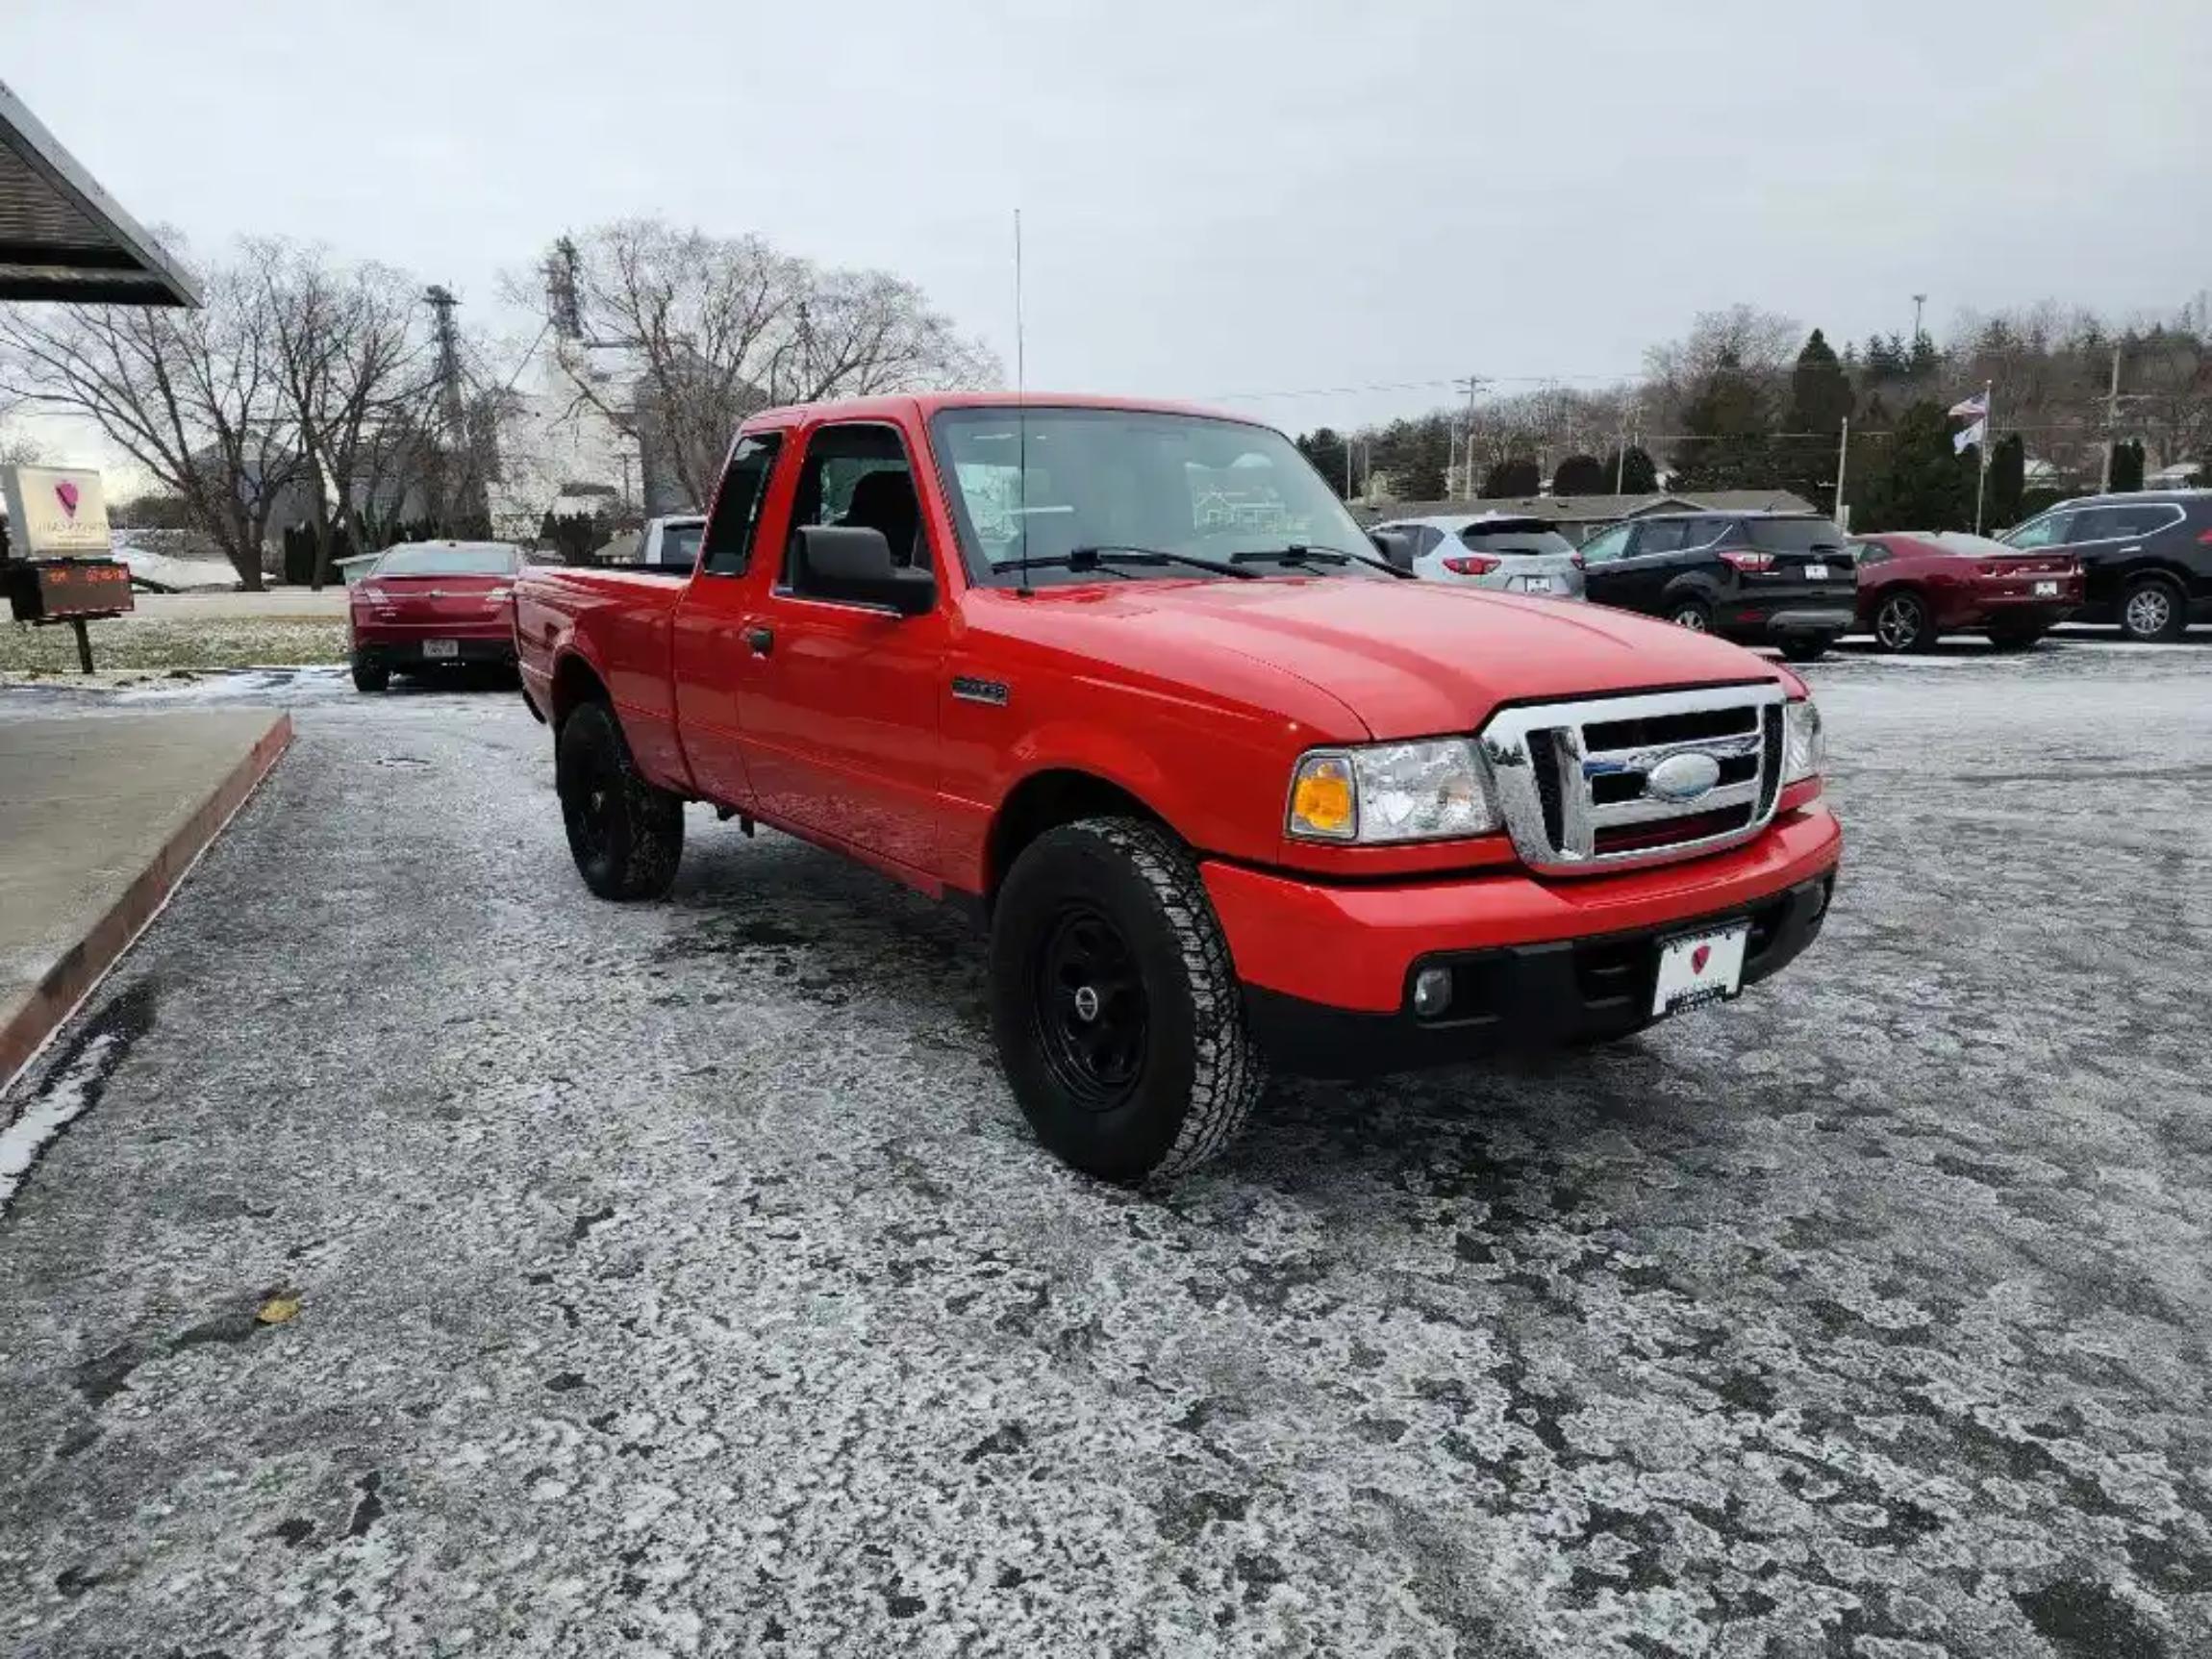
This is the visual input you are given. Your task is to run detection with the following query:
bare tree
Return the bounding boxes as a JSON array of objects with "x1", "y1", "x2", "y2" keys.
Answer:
[
  {"x1": 0, "y1": 254, "x2": 301, "y2": 589},
  {"x1": 525, "y1": 218, "x2": 1000, "y2": 506},
  {"x1": 254, "y1": 241, "x2": 440, "y2": 585}
]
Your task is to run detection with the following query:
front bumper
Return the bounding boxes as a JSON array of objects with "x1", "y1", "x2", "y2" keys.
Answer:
[
  {"x1": 1244, "y1": 871, "x2": 1834, "y2": 1076},
  {"x1": 1203, "y1": 803, "x2": 1842, "y2": 1071}
]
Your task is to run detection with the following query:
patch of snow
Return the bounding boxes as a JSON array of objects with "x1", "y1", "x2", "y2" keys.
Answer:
[
  {"x1": 0, "y1": 1031, "x2": 118, "y2": 1217},
  {"x1": 113, "y1": 544, "x2": 239, "y2": 592}
]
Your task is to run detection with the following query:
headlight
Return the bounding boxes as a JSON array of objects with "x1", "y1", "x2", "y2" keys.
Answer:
[
  {"x1": 1288, "y1": 740, "x2": 1497, "y2": 843},
  {"x1": 1783, "y1": 698, "x2": 1824, "y2": 784}
]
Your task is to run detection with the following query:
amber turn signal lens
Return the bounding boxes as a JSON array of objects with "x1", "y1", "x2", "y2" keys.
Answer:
[{"x1": 1289, "y1": 755, "x2": 1356, "y2": 839}]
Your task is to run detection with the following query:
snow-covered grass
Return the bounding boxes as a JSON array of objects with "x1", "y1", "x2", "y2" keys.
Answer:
[{"x1": 0, "y1": 616, "x2": 347, "y2": 675}]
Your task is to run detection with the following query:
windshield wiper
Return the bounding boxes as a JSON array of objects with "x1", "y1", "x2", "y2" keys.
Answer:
[
  {"x1": 1030, "y1": 545, "x2": 1260, "y2": 579},
  {"x1": 1229, "y1": 542, "x2": 1413, "y2": 578}
]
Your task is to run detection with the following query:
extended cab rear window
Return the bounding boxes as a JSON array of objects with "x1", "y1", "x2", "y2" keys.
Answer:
[
  {"x1": 700, "y1": 434, "x2": 784, "y2": 576},
  {"x1": 1742, "y1": 517, "x2": 1847, "y2": 553}
]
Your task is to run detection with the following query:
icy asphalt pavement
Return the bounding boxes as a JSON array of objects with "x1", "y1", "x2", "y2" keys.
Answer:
[{"x1": 1, "y1": 641, "x2": 2209, "y2": 1658}]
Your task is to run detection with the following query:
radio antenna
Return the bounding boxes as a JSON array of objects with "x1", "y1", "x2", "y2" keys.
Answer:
[{"x1": 1013, "y1": 207, "x2": 1033, "y2": 596}]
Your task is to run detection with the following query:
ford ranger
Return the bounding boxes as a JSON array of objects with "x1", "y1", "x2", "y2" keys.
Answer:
[{"x1": 515, "y1": 395, "x2": 1841, "y2": 1183}]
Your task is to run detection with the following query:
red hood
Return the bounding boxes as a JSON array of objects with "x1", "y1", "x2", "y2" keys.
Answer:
[{"x1": 971, "y1": 578, "x2": 1784, "y2": 740}]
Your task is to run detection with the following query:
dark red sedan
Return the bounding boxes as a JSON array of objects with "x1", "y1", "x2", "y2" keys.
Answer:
[
  {"x1": 348, "y1": 540, "x2": 524, "y2": 691},
  {"x1": 1848, "y1": 532, "x2": 2082, "y2": 652}
]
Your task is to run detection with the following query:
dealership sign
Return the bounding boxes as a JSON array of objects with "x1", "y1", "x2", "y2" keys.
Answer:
[{"x1": 2, "y1": 465, "x2": 112, "y2": 557}]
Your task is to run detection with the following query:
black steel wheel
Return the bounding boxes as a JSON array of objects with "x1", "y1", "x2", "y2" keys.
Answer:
[
  {"x1": 990, "y1": 817, "x2": 1262, "y2": 1183},
  {"x1": 1031, "y1": 902, "x2": 1149, "y2": 1112},
  {"x1": 557, "y1": 700, "x2": 683, "y2": 901}
]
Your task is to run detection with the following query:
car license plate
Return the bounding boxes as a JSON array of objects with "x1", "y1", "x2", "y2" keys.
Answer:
[
  {"x1": 1651, "y1": 923, "x2": 1750, "y2": 1018},
  {"x1": 1803, "y1": 563, "x2": 1830, "y2": 581},
  {"x1": 2034, "y1": 579, "x2": 2059, "y2": 596},
  {"x1": 422, "y1": 639, "x2": 460, "y2": 660},
  {"x1": 1521, "y1": 575, "x2": 1553, "y2": 594}
]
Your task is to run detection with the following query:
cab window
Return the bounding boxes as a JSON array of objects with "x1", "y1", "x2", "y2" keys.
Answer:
[
  {"x1": 699, "y1": 434, "x2": 783, "y2": 577},
  {"x1": 782, "y1": 422, "x2": 928, "y2": 596}
]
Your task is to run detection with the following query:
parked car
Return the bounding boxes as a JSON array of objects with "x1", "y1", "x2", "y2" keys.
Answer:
[
  {"x1": 1996, "y1": 490, "x2": 2212, "y2": 641},
  {"x1": 591, "y1": 515, "x2": 707, "y2": 570},
  {"x1": 1367, "y1": 514, "x2": 1585, "y2": 599},
  {"x1": 1848, "y1": 532, "x2": 2081, "y2": 652},
  {"x1": 347, "y1": 540, "x2": 524, "y2": 692},
  {"x1": 1575, "y1": 511, "x2": 1857, "y2": 661},
  {"x1": 515, "y1": 394, "x2": 1840, "y2": 1184}
]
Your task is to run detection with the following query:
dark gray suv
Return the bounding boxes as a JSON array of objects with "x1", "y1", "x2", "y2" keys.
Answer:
[{"x1": 1998, "y1": 490, "x2": 2212, "y2": 641}]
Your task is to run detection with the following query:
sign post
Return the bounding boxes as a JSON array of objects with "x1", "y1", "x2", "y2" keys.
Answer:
[{"x1": 2, "y1": 465, "x2": 129, "y2": 672}]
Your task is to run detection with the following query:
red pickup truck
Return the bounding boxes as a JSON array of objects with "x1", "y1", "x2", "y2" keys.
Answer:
[{"x1": 516, "y1": 394, "x2": 1841, "y2": 1182}]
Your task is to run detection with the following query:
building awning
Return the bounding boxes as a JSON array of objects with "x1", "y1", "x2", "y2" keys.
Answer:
[{"x1": 0, "y1": 78, "x2": 200, "y2": 307}]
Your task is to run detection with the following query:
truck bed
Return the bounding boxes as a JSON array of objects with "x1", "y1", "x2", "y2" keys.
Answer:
[{"x1": 515, "y1": 566, "x2": 689, "y2": 785}]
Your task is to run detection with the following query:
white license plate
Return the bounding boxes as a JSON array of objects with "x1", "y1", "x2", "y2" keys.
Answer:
[
  {"x1": 1803, "y1": 563, "x2": 1830, "y2": 581},
  {"x1": 1651, "y1": 923, "x2": 1750, "y2": 1018},
  {"x1": 1521, "y1": 575, "x2": 1553, "y2": 593},
  {"x1": 2034, "y1": 580, "x2": 2059, "y2": 596},
  {"x1": 421, "y1": 639, "x2": 460, "y2": 660}
]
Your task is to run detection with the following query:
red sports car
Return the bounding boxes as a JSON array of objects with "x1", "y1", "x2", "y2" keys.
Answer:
[
  {"x1": 1848, "y1": 532, "x2": 2082, "y2": 652},
  {"x1": 348, "y1": 540, "x2": 523, "y2": 691}
]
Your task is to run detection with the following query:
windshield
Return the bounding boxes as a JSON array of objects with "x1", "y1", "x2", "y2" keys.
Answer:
[
  {"x1": 373, "y1": 543, "x2": 518, "y2": 577},
  {"x1": 930, "y1": 406, "x2": 1388, "y2": 586}
]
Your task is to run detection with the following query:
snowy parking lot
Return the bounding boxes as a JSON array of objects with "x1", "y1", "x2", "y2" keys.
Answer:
[{"x1": 1, "y1": 637, "x2": 2209, "y2": 1658}]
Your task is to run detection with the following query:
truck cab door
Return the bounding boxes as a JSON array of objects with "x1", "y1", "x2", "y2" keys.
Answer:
[
  {"x1": 734, "y1": 417, "x2": 949, "y2": 884},
  {"x1": 671, "y1": 431, "x2": 788, "y2": 811}
]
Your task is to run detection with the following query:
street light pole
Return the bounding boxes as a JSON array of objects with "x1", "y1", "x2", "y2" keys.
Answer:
[
  {"x1": 1834, "y1": 416, "x2": 1849, "y2": 529},
  {"x1": 2099, "y1": 346, "x2": 2122, "y2": 492}
]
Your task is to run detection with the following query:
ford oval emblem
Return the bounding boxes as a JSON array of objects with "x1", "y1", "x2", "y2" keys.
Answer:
[{"x1": 1646, "y1": 751, "x2": 1722, "y2": 802}]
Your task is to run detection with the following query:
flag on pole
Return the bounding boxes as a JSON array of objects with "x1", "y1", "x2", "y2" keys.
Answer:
[
  {"x1": 1948, "y1": 391, "x2": 1989, "y2": 420},
  {"x1": 1953, "y1": 417, "x2": 1987, "y2": 455}
]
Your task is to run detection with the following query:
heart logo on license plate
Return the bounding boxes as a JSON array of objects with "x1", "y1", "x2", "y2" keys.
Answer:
[{"x1": 1692, "y1": 944, "x2": 1712, "y2": 974}]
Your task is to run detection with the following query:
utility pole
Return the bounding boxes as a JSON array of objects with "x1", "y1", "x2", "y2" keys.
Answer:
[
  {"x1": 1455, "y1": 375, "x2": 1485, "y2": 499},
  {"x1": 2099, "y1": 345, "x2": 2122, "y2": 492},
  {"x1": 425, "y1": 285, "x2": 489, "y2": 535},
  {"x1": 1833, "y1": 416, "x2": 1849, "y2": 529}
]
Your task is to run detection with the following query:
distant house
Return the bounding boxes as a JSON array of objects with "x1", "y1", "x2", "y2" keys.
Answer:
[{"x1": 1349, "y1": 490, "x2": 1822, "y2": 544}]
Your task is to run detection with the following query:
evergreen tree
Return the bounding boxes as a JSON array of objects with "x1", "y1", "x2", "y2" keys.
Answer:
[
  {"x1": 1986, "y1": 432, "x2": 2026, "y2": 527},
  {"x1": 1782, "y1": 329, "x2": 1853, "y2": 508},
  {"x1": 1598, "y1": 444, "x2": 1660, "y2": 494},
  {"x1": 1550, "y1": 454, "x2": 1607, "y2": 495},
  {"x1": 2109, "y1": 440, "x2": 2145, "y2": 492},
  {"x1": 1295, "y1": 427, "x2": 1351, "y2": 498},
  {"x1": 1905, "y1": 329, "x2": 1941, "y2": 379},
  {"x1": 1480, "y1": 458, "x2": 1542, "y2": 498},
  {"x1": 1671, "y1": 349, "x2": 1772, "y2": 490},
  {"x1": 1856, "y1": 400, "x2": 1975, "y2": 531}
]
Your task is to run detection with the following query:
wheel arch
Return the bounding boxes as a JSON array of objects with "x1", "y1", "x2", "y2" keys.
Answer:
[
  {"x1": 549, "y1": 650, "x2": 611, "y2": 731},
  {"x1": 984, "y1": 767, "x2": 1176, "y2": 908}
]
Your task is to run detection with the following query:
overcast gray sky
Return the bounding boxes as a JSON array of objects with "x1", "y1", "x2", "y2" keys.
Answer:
[{"x1": 14, "y1": 0, "x2": 2212, "y2": 436}]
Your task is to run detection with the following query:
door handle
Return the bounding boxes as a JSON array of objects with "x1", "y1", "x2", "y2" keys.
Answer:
[{"x1": 744, "y1": 625, "x2": 773, "y2": 657}]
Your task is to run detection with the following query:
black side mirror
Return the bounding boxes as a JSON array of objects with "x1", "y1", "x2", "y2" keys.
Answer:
[
  {"x1": 1370, "y1": 529, "x2": 1415, "y2": 571},
  {"x1": 796, "y1": 525, "x2": 936, "y2": 617}
]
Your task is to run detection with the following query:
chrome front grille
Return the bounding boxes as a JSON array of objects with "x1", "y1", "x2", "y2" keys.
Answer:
[{"x1": 1479, "y1": 684, "x2": 1788, "y2": 874}]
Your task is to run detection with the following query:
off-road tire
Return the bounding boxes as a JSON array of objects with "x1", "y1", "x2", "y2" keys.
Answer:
[
  {"x1": 1779, "y1": 635, "x2": 1834, "y2": 663},
  {"x1": 351, "y1": 655, "x2": 390, "y2": 693},
  {"x1": 2119, "y1": 574, "x2": 2186, "y2": 642},
  {"x1": 557, "y1": 700, "x2": 683, "y2": 901},
  {"x1": 990, "y1": 817, "x2": 1263, "y2": 1184}
]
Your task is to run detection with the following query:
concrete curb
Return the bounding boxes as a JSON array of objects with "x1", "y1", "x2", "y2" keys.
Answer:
[{"x1": 0, "y1": 713, "x2": 293, "y2": 1093}]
